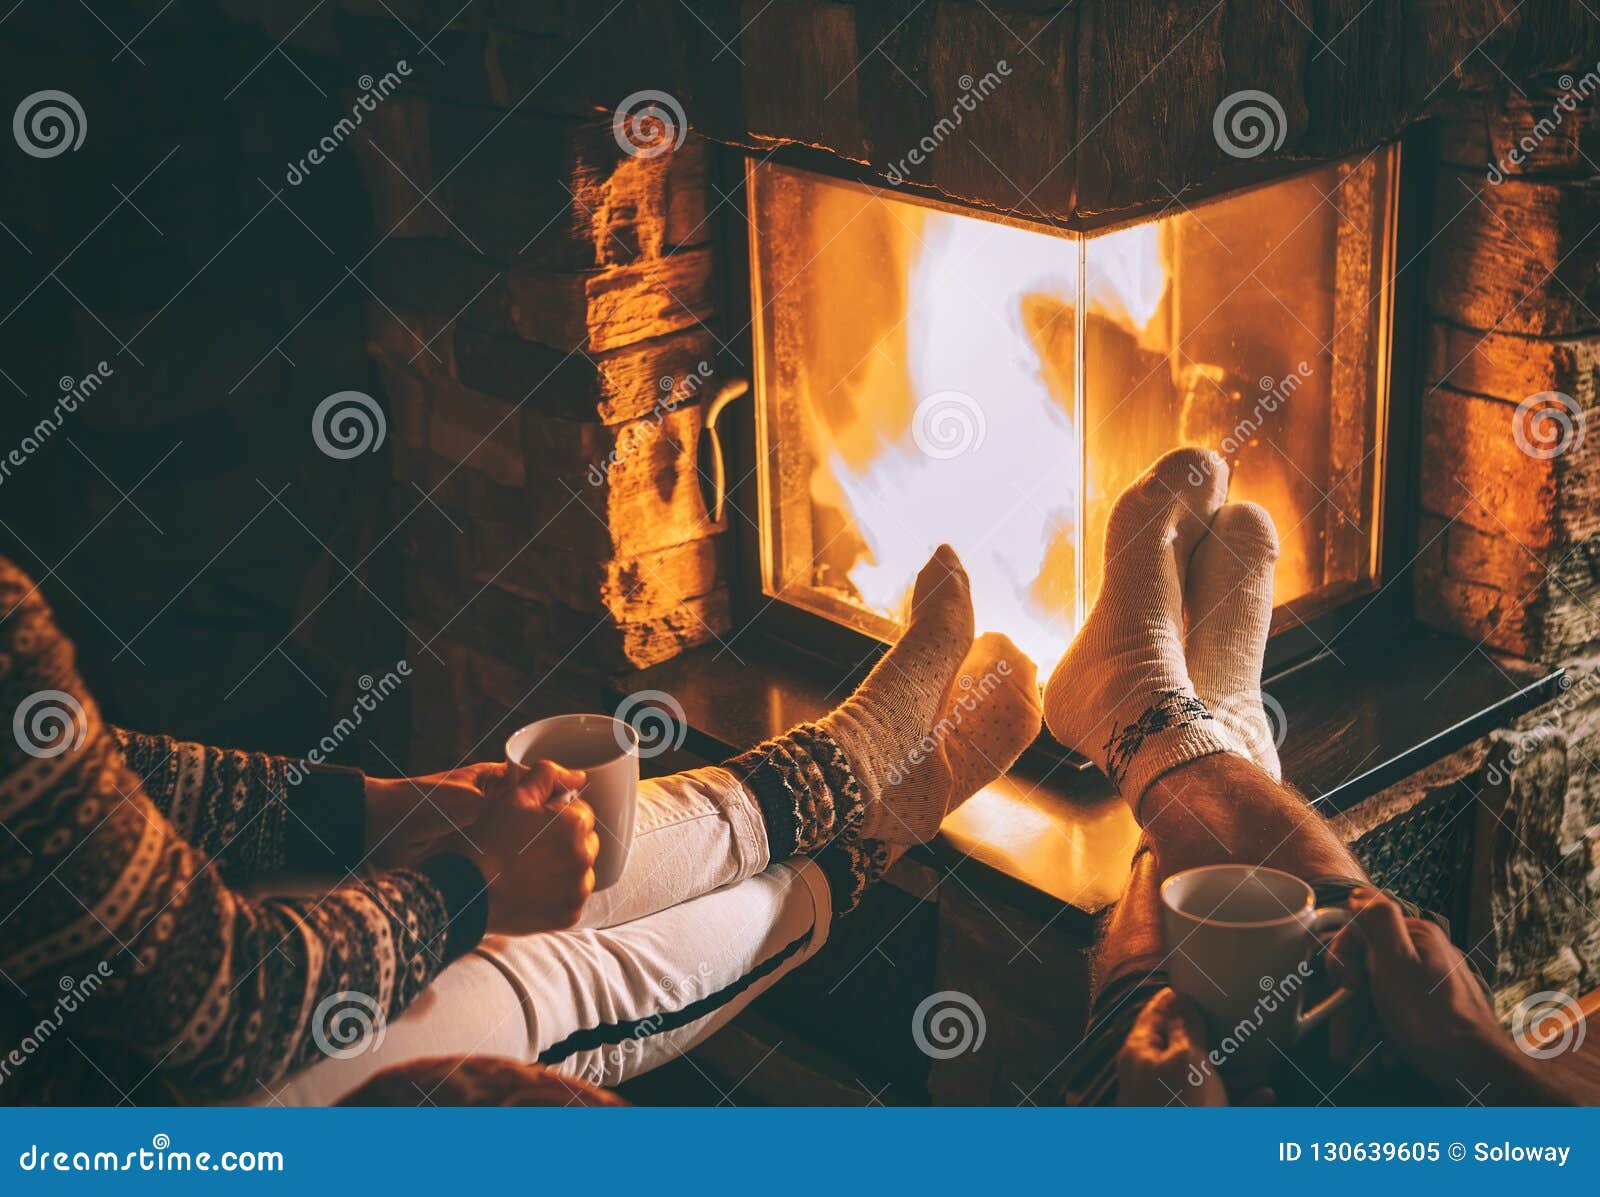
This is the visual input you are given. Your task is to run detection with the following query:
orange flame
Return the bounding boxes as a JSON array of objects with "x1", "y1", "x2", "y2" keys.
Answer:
[
  {"x1": 760, "y1": 154, "x2": 1390, "y2": 674},
  {"x1": 816, "y1": 216, "x2": 1175, "y2": 670}
]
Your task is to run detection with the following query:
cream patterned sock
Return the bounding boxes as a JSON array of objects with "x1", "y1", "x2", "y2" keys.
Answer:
[
  {"x1": 896, "y1": 631, "x2": 1042, "y2": 808},
  {"x1": 1185, "y1": 502, "x2": 1283, "y2": 780},
  {"x1": 816, "y1": 631, "x2": 1042, "y2": 914},
  {"x1": 819, "y1": 545, "x2": 975, "y2": 844},
  {"x1": 1044, "y1": 448, "x2": 1234, "y2": 811}
]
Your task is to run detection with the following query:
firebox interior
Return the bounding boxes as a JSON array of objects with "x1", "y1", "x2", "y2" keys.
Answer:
[{"x1": 747, "y1": 151, "x2": 1399, "y2": 673}]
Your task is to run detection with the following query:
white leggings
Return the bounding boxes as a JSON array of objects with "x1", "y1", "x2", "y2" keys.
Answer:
[{"x1": 262, "y1": 766, "x2": 834, "y2": 1104}]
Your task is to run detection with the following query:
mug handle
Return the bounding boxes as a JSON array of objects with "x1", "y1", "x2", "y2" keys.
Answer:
[{"x1": 1294, "y1": 906, "x2": 1354, "y2": 1039}]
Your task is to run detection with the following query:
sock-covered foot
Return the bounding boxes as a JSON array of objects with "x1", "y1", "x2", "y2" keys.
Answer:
[
  {"x1": 1185, "y1": 502, "x2": 1283, "y2": 779},
  {"x1": 900, "y1": 631, "x2": 1041, "y2": 810},
  {"x1": 720, "y1": 548, "x2": 972, "y2": 859},
  {"x1": 1043, "y1": 447, "x2": 1234, "y2": 811},
  {"x1": 819, "y1": 544, "x2": 975, "y2": 843},
  {"x1": 817, "y1": 632, "x2": 1041, "y2": 914}
]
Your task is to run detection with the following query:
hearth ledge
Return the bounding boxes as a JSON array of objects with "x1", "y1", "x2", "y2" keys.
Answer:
[{"x1": 610, "y1": 631, "x2": 1563, "y2": 929}]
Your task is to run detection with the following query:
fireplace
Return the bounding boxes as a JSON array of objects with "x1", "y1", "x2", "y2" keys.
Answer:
[
  {"x1": 2, "y1": 0, "x2": 1593, "y2": 1111},
  {"x1": 251, "y1": 0, "x2": 1589, "y2": 1085},
  {"x1": 743, "y1": 152, "x2": 1400, "y2": 673}
]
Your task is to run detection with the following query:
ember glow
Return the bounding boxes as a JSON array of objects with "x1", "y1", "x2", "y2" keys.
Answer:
[{"x1": 750, "y1": 156, "x2": 1394, "y2": 671}]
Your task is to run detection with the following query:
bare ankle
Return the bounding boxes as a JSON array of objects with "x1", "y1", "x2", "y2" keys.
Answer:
[{"x1": 1134, "y1": 752, "x2": 1363, "y2": 879}]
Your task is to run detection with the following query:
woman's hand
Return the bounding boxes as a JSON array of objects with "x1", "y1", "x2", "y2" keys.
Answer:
[
  {"x1": 364, "y1": 763, "x2": 507, "y2": 868},
  {"x1": 466, "y1": 759, "x2": 600, "y2": 936},
  {"x1": 365, "y1": 758, "x2": 600, "y2": 934}
]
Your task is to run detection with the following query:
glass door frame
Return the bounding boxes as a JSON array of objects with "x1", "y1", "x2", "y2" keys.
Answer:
[{"x1": 714, "y1": 127, "x2": 1433, "y2": 686}]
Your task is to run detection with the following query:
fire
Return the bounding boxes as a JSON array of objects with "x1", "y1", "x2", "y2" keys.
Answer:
[
  {"x1": 1085, "y1": 222, "x2": 1166, "y2": 334},
  {"x1": 753, "y1": 155, "x2": 1391, "y2": 676},
  {"x1": 821, "y1": 210, "x2": 1082, "y2": 669},
  {"x1": 815, "y1": 213, "x2": 1175, "y2": 670}
]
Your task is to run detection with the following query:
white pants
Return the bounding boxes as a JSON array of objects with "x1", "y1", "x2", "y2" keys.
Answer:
[{"x1": 262, "y1": 767, "x2": 834, "y2": 1104}]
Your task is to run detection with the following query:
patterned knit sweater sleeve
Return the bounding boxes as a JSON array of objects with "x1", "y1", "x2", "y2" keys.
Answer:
[
  {"x1": 0, "y1": 559, "x2": 488, "y2": 1099},
  {"x1": 108, "y1": 727, "x2": 367, "y2": 885}
]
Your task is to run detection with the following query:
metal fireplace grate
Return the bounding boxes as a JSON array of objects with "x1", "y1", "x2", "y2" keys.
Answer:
[{"x1": 1351, "y1": 785, "x2": 1476, "y2": 942}]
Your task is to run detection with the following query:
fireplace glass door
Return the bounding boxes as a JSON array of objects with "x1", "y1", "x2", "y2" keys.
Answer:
[{"x1": 746, "y1": 150, "x2": 1399, "y2": 672}]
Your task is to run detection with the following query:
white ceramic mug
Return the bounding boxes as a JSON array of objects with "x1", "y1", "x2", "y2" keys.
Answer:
[
  {"x1": 1160, "y1": 864, "x2": 1352, "y2": 1066},
  {"x1": 505, "y1": 714, "x2": 640, "y2": 891}
]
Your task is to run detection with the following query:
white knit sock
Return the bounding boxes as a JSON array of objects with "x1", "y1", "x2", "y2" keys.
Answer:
[
  {"x1": 904, "y1": 631, "x2": 1042, "y2": 812},
  {"x1": 860, "y1": 633, "x2": 1041, "y2": 879},
  {"x1": 1044, "y1": 448, "x2": 1234, "y2": 810},
  {"x1": 820, "y1": 545, "x2": 974, "y2": 843},
  {"x1": 1185, "y1": 502, "x2": 1282, "y2": 779}
]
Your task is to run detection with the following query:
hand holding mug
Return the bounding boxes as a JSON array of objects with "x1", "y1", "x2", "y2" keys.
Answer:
[
  {"x1": 1324, "y1": 888, "x2": 1565, "y2": 1103},
  {"x1": 467, "y1": 759, "x2": 600, "y2": 935},
  {"x1": 1116, "y1": 988, "x2": 1229, "y2": 1106},
  {"x1": 506, "y1": 714, "x2": 641, "y2": 890},
  {"x1": 1161, "y1": 864, "x2": 1353, "y2": 1069}
]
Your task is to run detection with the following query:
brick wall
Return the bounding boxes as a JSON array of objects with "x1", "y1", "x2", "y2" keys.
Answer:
[
  {"x1": 1416, "y1": 83, "x2": 1600, "y2": 1001},
  {"x1": 1419, "y1": 85, "x2": 1600, "y2": 662},
  {"x1": 0, "y1": 1, "x2": 733, "y2": 772},
  {"x1": 329, "y1": 9, "x2": 734, "y2": 767},
  {"x1": 0, "y1": 4, "x2": 408, "y2": 763}
]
